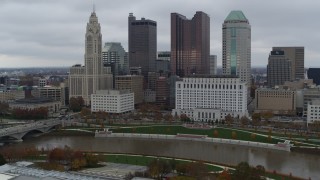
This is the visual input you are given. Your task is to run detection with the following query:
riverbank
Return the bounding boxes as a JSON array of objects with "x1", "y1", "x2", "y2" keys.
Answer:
[
  {"x1": 291, "y1": 146, "x2": 320, "y2": 155},
  {"x1": 7, "y1": 134, "x2": 319, "y2": 179},
  {"x1": 42, "y1": 129, "x2": 94, "y2": 137}
]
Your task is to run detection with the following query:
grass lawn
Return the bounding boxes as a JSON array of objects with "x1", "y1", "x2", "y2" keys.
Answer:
[
  {"x1": 14, "y1": 153, "x2": 304, "y2": 180},
  {"x1": 103, "y1": 154, "x2": 301, "y2": 180},
  {"x1": 110, "y1": 125, "x2": 283, "y2": 144},
  {"x1": 243, "y1": 128, "x2": 320, "y2": 147}
]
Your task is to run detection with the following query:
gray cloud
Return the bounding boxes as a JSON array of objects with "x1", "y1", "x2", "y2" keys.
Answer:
[{"x1": 0, "y1": 0, "x2": 319, "y2": 68}]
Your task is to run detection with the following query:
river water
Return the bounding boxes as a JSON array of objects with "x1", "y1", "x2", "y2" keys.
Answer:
[{"x1": 8, "y1": 135, "x2": 320, "y2": 179}]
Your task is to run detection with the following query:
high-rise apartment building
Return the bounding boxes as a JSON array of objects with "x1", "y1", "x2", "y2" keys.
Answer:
[
  {"x1": 222, "y1": 11, "x2": 251, "y2": 85},
  {"x1": 272, "y1": 47, "x2": 304, "y2": 80},
  {"x1": 267, "y1": 50, "x2": 292, "y2": 87},
  {"x1": 128, "y1": 13, "x2": 157, "y2": 78},
  {"x1": 102, "y1": 42, "x2": 129, "y2": 76},
  {"x1": 171, "y1": 12, "x2": 210, "y2": 77},
  {"x1": 69, "y1": 10, "x2": 113, "y2": 105}
]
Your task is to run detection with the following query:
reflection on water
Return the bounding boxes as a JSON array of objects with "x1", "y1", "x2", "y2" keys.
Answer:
[{"x1": 7, "y1": 136, "x2": 320, "y2": 179}]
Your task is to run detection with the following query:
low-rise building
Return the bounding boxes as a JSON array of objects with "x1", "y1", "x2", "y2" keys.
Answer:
[
  {"x1": 91, "y1": 90, "x2": 134, "y2": 114},
  {"x1": 0, "y1": 90, "x2": 25, "y2": 102},
  {"x1": 307, "y1": 99, "x2": 320, "y2": 125},
  {"x1": 302, "y1": 87, "x2": 320, "y2": 116},
  {"x1": 35, "y1": 86, "x2": 66, "y2": 106},
  {"x1": 9, "y1": 98, "x2": 60, "y2": 114},
  {"x1": 255, "y1": 88, "x2": 296, "y2": 115}
]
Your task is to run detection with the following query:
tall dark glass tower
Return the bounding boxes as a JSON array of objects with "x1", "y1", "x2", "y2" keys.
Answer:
[
  {"x1": 128, "y1": 13, "x2": 157, "y2": 79},
  {"x1": 267, "y1": 50, "x2": 292, "y2": 87},
  {"x1": 171, "y1": 11, "x2": 210, "y2": 77}
]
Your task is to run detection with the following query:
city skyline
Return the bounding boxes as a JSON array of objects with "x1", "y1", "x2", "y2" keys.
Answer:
[{"x1": 0, "y1": 0, "x2": 318, "y2": 68}]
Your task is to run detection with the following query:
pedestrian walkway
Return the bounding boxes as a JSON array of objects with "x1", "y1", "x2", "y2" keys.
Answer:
[{"x1": 80, "y1": 162, "x2": 147, "y2": 179}]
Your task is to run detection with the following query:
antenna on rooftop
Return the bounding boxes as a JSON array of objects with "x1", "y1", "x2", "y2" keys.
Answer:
[{"x1": 92, "y1": 0, "x2": 95, "y2": 12}]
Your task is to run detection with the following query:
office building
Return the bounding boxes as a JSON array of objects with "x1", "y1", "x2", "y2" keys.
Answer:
[
  {"x1": 156, "y1": 51, "x2": 170, "y2": 76},
  {"x1": 0, "y1": 90, "x2": 24, "y2": 102},
  {"x1": 128, "y1": 13, "x2": 157, "y2": 78},
  {"x1": 307, "y1": 68, "x2": 320, "y2": 85},
  {"x1": 91, "y1": 90, "x2": 134, "y2": 114},
  {"x1": 147, "y1": 72, "x2": 159, "y2": 91},
  {"x1": 115, "y1": 75, "x2": 143, "y2": 104},
  {"x1": 144, "y1": 89, "x2": 156, "y2": 103},
  {"x1": 169, "y1": 75, "x2": 180, "y2": 109},
  {"x1": 33, "y1": 77, "x2": 47, "y2": 87},
  {"x1": 69, "y1": 10, "x2": 113, "y2": 105},
  {"x1": 267, "y1": 50, "x2": 292, "y2": 87},
  {"x1": 272, "y1": 47, "x2": 304, "y2": 80},
  {"x1": 255, "y1": 88, "x2": 296, "y2": 115},
  {"x1": 36, "y1": 86, "x2": 66, "y2": 106},
  {"x1": 210, "y1": 55, "x2": 217, "y2": 75},
  {"x1": 222, "y1": 10, "x2": 251, "y2": 85},
  {"x1": 102, "y1": 42, "x2": 129, "y2": 76},
  {"x1": 10, "y1": 98, "x2": 60, "y2": 115},
  {"x1": 156, "y1": 76, "x2": 169, "y2": 106},
  {"x1": 307, "y1": 99, "x2": 320, "y2": 125},
  {"x1": 302, "y1": 87, "x2": 320, "y2": 116},
  {"x1": 282, "y1": 79, "x2": 314, "y2": 90},
  {"x1": 172, "y1": 76, "x2": 248, "y2": 121},
  {"x1": 171, "y1": 12, "x2": 210, "y2": 77}
]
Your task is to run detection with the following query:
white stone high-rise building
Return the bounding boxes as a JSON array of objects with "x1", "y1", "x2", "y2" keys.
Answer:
[
  {"x1": 69, "y1": 10, "x2": 113, "y2": 105},
  {"x1": 172, "y1": 76, "x2": 248, "y2": 121},
  {"x1": 222, "y1": 11, "x2": 251, "y2": 85}
]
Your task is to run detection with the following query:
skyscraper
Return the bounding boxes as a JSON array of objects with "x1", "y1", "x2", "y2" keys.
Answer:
[
  {"x1": 69, "y1": 10, "x2": 113, "y2": 105},
  {"x1": 222, "y1": 10, "x2": 251, "y2": 85},
  {"x1": 102, "y1": 42, "x2": 129, "y2": 76},
  {"x1": 267, "y1": 50, "x2": 292, "y2": 87},
  {"x1": 272, "y1": 47, "x2": 304, "y2": 80},
  {"x1": 156, "y1": 51, "x2": 170, "y2": 76},
  {"x1": 209, "y1": 55, "x2": 217, "y2": 75},
  {"x1": 171, "y1": 12, "x2": 210, "y2": 77},
  {"x1": 128, "y1": 13, "x2": 157, "y2": 79}
]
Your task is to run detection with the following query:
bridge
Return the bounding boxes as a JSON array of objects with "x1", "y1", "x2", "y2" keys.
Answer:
[{"x1": 0, "y1": 119, "x2": 62, "y2": 141}]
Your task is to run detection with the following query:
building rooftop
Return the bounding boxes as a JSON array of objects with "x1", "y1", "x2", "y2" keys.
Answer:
[
  {"x1": 14, "y1": 97, "x2": 55, "y2": 104},
  {"x1": 95, "y1": 89, "x2": 132, "y2": 95},
  {"x1": 225, "y1": 10, "x2": 248, "y2": 21},
  {"x1": 183, "y1": 75, "x2": 239, "y2": 79}
]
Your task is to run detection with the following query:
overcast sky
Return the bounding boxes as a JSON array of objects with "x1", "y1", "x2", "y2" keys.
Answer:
[{"x1": 0, "y1": 0, "x2": 319, "y2": 68}]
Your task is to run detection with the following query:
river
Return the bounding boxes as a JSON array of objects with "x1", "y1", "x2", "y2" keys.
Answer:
[{"x1": 8, "y1": 135, "x2": 320, "y2": 179}]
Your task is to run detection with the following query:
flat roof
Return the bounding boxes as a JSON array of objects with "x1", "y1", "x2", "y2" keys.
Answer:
[{"x1": 14, "y1": 98, "x2": 56, "y2": 104}]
